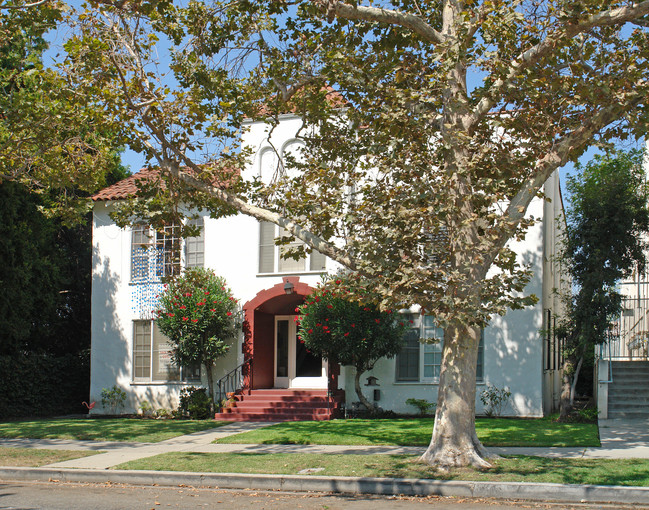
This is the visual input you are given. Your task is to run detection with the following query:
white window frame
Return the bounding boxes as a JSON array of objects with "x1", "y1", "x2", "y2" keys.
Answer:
[
  {"x1": 130, "y1": 219, "x2": 204, "y2": 283},
  {"x1": 132, "y1": 320, "x2": 201, "y2": 383},
  {"x1": 257, "y1": 221, "x2": 327, "y2": 275},
  {"x1": 395, "y1": 315, "x2": 484, "y2": 383}
]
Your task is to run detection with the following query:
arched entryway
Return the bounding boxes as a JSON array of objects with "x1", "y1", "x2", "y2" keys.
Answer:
[{"x1": 243, "y1": 277, "x2": 338, "y2": 390}]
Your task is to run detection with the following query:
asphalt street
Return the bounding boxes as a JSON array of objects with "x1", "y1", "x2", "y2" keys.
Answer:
[{"x1": 1, "y1": 480, "x2": 647, "y2": 510}]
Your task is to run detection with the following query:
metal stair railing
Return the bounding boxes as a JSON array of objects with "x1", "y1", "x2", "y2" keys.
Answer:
[{"x1": 215, "y1": 358, "x2": 253, "y2": 406}]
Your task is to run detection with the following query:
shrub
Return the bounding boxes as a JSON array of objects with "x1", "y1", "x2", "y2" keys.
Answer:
[
  {"x1": 177, "y1": 386, "x2": 211, "y2": 419},
  {"x1": 155, "y1": 407, "x2": 172, "y2": 419},
  {"x1": 138, "y1": 400, "x2": 154, "y2": 417},
  {"x1": 297, "y1": 274, "x2": 406, "y2": 411},
  {"x1": 480, "y1": 385, "x2": 511, "y2": 417},
  {"x1": 406, "y1": 398, "x2": 436, "y2": 416},
  {"x1": 101, "y1": 386, "x2": 127, "y2": 414},
  {"x1": 156, "y1": 269, "x2": 239, "y2": 405},
  {"x1": 0, "y1": 352, "x2": 90, "y2": 419}
]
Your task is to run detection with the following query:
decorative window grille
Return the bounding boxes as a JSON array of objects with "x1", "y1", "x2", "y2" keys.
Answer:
[
  {"x1": 156, "y1": 224, "x2": 181, "y2": 279},
  {"x1": 131, "y1": 224, "x2": 153, "y2": 283}
]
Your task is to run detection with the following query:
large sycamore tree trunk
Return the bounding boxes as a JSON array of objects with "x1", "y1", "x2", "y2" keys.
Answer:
[{"x1": 420, "y1": 322, "x2": 493, "y2": 469}]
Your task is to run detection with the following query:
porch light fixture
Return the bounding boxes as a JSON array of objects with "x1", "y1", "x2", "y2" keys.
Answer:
[{"x1": 284, "y1": 279, "x2": 294, "y2": 295}]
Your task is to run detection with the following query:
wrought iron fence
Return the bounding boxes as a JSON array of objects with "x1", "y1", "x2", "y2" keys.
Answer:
[{"x1": 601, "y1": 289, "x2": 649, "y2": 361}]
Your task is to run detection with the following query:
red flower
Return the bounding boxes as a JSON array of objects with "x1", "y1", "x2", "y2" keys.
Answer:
[
  {"x1": 184, "y1": 292, "x2": 192, "y2": 297},
  {"x1": 167, "y1": 313, "x2": 175, "y2": 317},
  {"x1": 182, "y1": 317, "x2": 189, "y2": 321},
  {"x1": 227, "y1": 312, "x2": 232, "y2": 316},
  {"x1": 399, "y1": 322, "x2": 404, "y2": 327},
  {"x1": 180, "y1": 305, "x2": 187, "y2": 309},
  {"x1": 316, "y1": 323, "x2": 322, "y2": 327},
  {"x1": 295, "y1": 307, "x2": 300, "y2": 312},
  {"x1": 204, "y1": 291, "x2": 210, "y2": 295},
  {"x1": 335, "y1": 280, "x2": 341, "y2": 284},
  {"x1": 197, "y1": 302, "x2": 204, "y2": 306},
  {"x1": 210, "y1": 308, "x2": 216, "y2": 312},
  {"x1": 191, "y1": 319, "x2": 198, "y2": 323},
  {"x1": 327, "y1": 304, "x2": 333, "y2": 309},
  {"x1": 351, "y1": 323, "x2": 355, "y2": 328},
  {"x1": 409, "y1": 320, "x2": 414, "y2": 324},
  {"x1": 308, "y1": 329, "x2": 313, "y2": 334},
  {"x1": 375, "y1": 319, "x2": 380, "y2": 324},
  {"x1": 363, "y1": 307, "x2": 370, "y2": 311},
  {"x1": 344, "y1": 332, "x2": 349, "y2": 337}
]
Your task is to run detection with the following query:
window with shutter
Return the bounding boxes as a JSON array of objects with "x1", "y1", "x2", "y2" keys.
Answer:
[
  {"x1": 185, "y1": 218, "x2": 204, "y2": 268},
  {"x1": 258, "y1": 221, "x2": 326, "y2": 274}
]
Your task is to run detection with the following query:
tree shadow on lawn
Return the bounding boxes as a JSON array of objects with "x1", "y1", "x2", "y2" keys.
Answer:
[
  {"x1": 487, "y1": 456, "x2": 649, "y2": 486},
  {"x1": 0, "y1": 418, "x2": 222, "y2": 442},
  {"x1": 252, "y1": 419, "x2": 435, "y2": 446}
]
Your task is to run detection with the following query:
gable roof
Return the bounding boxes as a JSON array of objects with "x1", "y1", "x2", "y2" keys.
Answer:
[
  {"x1": 92, "y1": 167, "x2": 161, "y2": 202},
  {"x1": 92, "y1": 166, "x2": 237, "y2": 202}
]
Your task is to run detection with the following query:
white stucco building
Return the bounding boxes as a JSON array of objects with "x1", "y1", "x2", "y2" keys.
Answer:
[{"x1": 89, "y1": 113, "x2": 566, "y2": 418}]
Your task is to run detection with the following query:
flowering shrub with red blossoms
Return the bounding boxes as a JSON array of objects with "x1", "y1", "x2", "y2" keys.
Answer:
[
  {"x1": 297, "y1": 276, "x2": 406, "y2": 410},
  {"x1": 156, "y1": 268, "x2": 239, "y2": 405}
]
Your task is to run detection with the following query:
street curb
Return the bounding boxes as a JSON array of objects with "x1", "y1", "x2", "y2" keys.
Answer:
[{"x1": 1, "y1": 467, "x2": 648, "y2": 504}]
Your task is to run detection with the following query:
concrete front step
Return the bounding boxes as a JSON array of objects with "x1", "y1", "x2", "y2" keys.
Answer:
[
  {"x1": 608, "y1": 361, "x2": 649, "y2": 418},
  {"x1": 213, "y1": 412, "x2": 334, "y2": 422},
  {"x1": 608, "y1": 410, "x2": 649, "y2": 419},
  {"x1": 215, "y1": 388, "x2": 344, "y2": 422}
]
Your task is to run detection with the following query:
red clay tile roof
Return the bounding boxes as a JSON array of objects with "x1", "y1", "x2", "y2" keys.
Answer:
[
  {"x1": 92, "y1": 167, "x2": 162, "y2": 201},
  {"x1": 92, "y1": 166, "x2": 238, "y2": 202},
  {"x1": 253, "y1": 87, "x2": 347, "y2": 117}
]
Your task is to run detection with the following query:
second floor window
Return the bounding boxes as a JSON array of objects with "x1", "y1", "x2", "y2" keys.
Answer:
[
  {"x1": 258, "y1": 221, "x2": 326, "y2": 274},
  {"x1": 131, "y1": 219, "x2": 204, "y2": 283}
]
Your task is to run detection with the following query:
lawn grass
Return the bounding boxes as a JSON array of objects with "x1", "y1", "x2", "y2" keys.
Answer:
[
  {"x1": 0, "y1": 418, "x2": 227, "y2": 443},
  {"x1": 115, "y1": 452, "x2": 647, "y2": 487},
  {"x1": 216, "y1": 417, "x2": 600, "y2": 448},
  {"x1": 0, "y1": 447, "x2": 99, "y2": 467}
]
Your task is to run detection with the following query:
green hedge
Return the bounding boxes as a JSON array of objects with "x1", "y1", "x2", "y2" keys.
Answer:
[{"x1": 0, "y1": 351, "x2": 89, "y2": 419}]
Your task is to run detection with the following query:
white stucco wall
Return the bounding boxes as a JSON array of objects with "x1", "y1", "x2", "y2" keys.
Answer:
[
  {"x1": 90, "y1": 114, "x2": 564, "y2": 417},
  {"x1": 338, "y1": 193, "x2": 548, "y2": 417}
]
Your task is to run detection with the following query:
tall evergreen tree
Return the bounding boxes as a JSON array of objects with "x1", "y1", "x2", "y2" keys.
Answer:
[{"x1": 559, "y1": 148, "x2": 649, "y2": 420}]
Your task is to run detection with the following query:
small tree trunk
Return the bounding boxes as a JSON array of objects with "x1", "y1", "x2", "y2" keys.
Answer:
[
  {"x1": 420, "y1": 322, "x2": 493, "y2": 469},
  {"x1": 570, "y1": 355, "x2": 584, "y2": 406},
  {"x1": 205, "y1": 360, "x2": 215, "y2": 410},
  {"x1": 354, "y1": 369, "x2": 373, "y2": 411},
  {"x1": 559, "y1": 358, "x2": 573, "y2": 421}
]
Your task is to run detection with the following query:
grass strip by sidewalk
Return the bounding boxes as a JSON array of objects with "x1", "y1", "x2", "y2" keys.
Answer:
[
  {"x1": 0, "y1": 419, "x2": 227, "y2": 443},
  {"x1": 115, "y1": 452, "x2": 648, "y2": 487},
  {"x1": 215, "y1": 418, "x2": 600, "y2": 448},
  {"x1": 0, "y1": 447, "x2": 99, "y2": 467}
]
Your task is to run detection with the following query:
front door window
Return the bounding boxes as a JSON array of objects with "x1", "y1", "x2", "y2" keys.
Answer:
[{"x1": 274, "y1": 315, "x2": 326, "y2": 388}]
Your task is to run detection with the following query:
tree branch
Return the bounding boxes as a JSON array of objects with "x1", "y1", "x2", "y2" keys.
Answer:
[
  {"x1": 0, "y1": 0, "x2": 49, "y2": 9},
  {"x1": 171, "y1": 164, "x2": 358, "y2": 270},
  {"x1": 470, "y1": 1, "x2": 649, "y2": 127},
  {"x1": 494, "y1": 91, "x2": 644, "y2": 257},
  {"x1": 324, "y1": 1, "x2": 444, "y2": 44}
]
